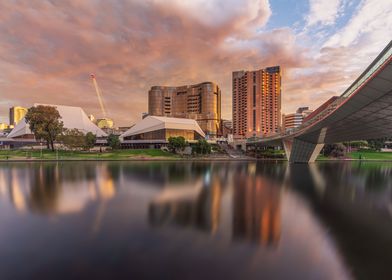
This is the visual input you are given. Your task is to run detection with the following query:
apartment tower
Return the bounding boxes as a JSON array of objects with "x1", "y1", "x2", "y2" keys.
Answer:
[
  {"x1": 148, "y1": 82, "x2": 221, "y2": 137},
  {"x1": 232, "y1": 66, "x2": 281, "y2": 139}
]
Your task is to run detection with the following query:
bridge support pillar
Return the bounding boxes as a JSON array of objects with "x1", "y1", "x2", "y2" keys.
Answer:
[
  {"x1": 289, "y1": 138, "x2": 324, "y2": 163},
  {"x1": 282, "y1": 139, "x2": 293, "y2": 160}
]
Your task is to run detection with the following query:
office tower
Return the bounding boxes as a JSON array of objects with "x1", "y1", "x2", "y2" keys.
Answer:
[
  {"x1": 232, "y1": 66, "x2": 281, "y2": 139},
  {"x1": 148, "y1": 82, "x2": 221, "y2": 137},
  {"x1": 9, "y1": 106, "x2": 27, "y2": 126}
]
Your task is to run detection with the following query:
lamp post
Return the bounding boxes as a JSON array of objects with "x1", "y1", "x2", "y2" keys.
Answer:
[{"x1": 40, "y1": 142, "x2": 43, "y2": 159}]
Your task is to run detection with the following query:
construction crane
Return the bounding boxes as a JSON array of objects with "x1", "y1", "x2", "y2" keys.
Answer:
[
  {"x1": 90, "y1": 73, "x2": 107, "y2": 117},
  {"x1": 90, "y1": 74, "x2": 114, "y2": 129}
]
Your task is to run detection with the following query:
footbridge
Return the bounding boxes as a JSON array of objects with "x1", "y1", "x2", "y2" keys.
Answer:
[{"x1": 247, "y1": 41, "x2": 392, "y2": 163}]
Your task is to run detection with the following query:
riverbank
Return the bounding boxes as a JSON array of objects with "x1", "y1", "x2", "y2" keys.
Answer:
[
  {"x1": 0, "y1": 149, "x2": 391, "y2": 162},
  {"x1": 0, "y1": 149, "x2": 251, "y2": 162},
  {"x1": 0, "y1": 149, "x2": 178, "y2": 161}
]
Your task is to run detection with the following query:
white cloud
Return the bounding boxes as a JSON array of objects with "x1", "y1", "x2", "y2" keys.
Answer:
[
  {"x1": 306, "y1": 0, "x2": 343, "y2": 26},
  {"x1": 324, "y1": 0, "x2": 392, "y2": 50}
]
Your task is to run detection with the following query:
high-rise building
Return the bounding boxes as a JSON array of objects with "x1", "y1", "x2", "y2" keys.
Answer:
[
  {"x1": 232, "y1": 66, "x2": 281, "y2": 139},
  {"x1": 148, "y1": 82, "x2": 221, "y2": 137},
  {"x1": 282, "y1": 107, "x2": 313, "y2": 132},
  {"x1": 9, "y1": 106, "x2": 27, "y2": 126}
]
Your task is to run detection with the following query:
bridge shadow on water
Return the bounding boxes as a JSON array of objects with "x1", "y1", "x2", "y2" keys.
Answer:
[{"x1": 287, "y1": 162, "x2": 392, "y2": 280}]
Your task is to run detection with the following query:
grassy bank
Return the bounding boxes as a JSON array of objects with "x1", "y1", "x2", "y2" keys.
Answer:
[
  {"x1": 318, "y1": 150, "x2": 392, "y2": 161},
  {"x1": 348, "y1": 150, "x2": 392, "y2": 160},
  {"x1": 1, "y1": 148, "x2": 391, "y2": 162},
  {"x1": 0, "y1": 149, "x2": 177, "y2": 160}
]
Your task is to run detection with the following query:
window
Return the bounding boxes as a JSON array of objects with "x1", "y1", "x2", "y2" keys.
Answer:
[
  {"x1": 253, "y1": 110, "x2": 256, "y2": 131},
  {"x1": 253, "y1": 85, "x2": 256, "y2": 107}
]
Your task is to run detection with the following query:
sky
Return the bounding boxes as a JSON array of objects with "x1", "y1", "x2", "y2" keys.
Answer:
[{"x1": 0, "y1": 0, "x2": 391, "y2": 126}]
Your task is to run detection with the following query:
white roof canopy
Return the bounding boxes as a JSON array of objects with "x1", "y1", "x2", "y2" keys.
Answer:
[
  {"x1": 7, "y1": 104, "x2": 107, "y2": 138},
  {"x1": 120, "y1": 116, "x2": 205, "y2": 139}
]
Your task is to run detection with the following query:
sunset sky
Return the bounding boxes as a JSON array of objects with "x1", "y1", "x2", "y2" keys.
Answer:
[{"x1": 0, "y1": 0, "x2": 391, "y2": 126}]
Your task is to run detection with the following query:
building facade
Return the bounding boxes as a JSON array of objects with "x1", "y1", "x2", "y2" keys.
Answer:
[
  {"x1": 282, "y1": 113, "x2": 303, "y2": 132},
  {"x1": 282, "y1": 107, "x2": 313, "y2": 132},
  {"x1": 96, "y1": 118, "x2": 114, "y2": 129},
  {"x1": 120, "y1": 116, "x2": 205, "y2": 149},
  {"x1": 232, "y1": 66, "x2": 281, "y2": 139},
  {"x1": 148, "y1": 82, "x2": 221, "y2": 137},
  {"x1": 9, "y1": 106, "x2": 27, "y2": 126}
]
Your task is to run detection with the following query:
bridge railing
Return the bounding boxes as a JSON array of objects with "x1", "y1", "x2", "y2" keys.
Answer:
[
  {"x1": 341, "y1": 41, "x2": 392, "y2": 98},
  {"x1": 295, "y1": 40, "x2": 392, "y2": 132}
]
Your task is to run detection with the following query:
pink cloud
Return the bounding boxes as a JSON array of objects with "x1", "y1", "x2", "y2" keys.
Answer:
[{"x1": 0, "y1": 0, "x2": 389, "y2": 125}]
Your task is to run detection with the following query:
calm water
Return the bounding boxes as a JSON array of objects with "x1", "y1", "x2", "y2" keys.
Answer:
[{"x1": 1, "y1": 161, "x2": 392, "y2": 280}]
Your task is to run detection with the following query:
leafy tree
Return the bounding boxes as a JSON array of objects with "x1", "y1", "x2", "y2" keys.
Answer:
[
  {"x1": 59, "y1": 129, "x2": 85, "y2": 150},
  {"x1": 168, "y1": 136, "x2": 187, "y2": 153},
  {"x1": 107, "y1": 134, "x2": 121, "y2": 150},
  {"x1": 368, "y1": 138, "x2": 389, "y2": 151},
  {"x1": 194, "y1": 139, "x2": 211, "y2": 154},
  {"x1": 323, "y1": 143, "x2": 346, "y2": 158},
  {"x1": 85, "y1": 132, "x2": 96, "y2": 150},
  {"x1": 25, "y1": 105, "x2": 64, "y2": 151}
]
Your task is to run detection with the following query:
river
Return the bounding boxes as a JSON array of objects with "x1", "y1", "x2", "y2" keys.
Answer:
[{"x1": 1, "y1": 161, "x2": 391, "y2": 280}]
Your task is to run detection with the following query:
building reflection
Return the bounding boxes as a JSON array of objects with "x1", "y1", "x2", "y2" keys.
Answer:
[
  {"x1": 232, "y1": 163, "x2": 282, "y2": 246},
  {"x1": 0, "y1": 162, "x2": 117, "y2": 215},
  {"x1": 148, "y1": 162, "x2": 283, "y2": 247},
  {"x1": 148, "y1": 170, "x2": 223, "y2": 234}
]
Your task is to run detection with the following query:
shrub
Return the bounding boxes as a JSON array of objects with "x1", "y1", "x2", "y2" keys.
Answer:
[{"x1": 167, "y1": 136, "x2": 187, "y2": 153}]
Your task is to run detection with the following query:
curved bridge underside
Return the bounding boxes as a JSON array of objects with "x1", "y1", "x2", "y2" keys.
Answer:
[{"x1": 249, "y1": 41, "x2": 392, "y2": 163}]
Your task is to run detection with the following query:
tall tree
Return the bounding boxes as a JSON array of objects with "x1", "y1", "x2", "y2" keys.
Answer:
[{"x1": 25, "y1": 105, "x2": 64, "y2": 151}]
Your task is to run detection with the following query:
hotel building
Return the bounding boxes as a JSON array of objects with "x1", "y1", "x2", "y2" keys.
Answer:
[
  {"x1": 148, "y1": 82, "x2": 221, "y2": 137},
  {"x1": 232, "y1": 66, "x2": 282, "y2": 139}
]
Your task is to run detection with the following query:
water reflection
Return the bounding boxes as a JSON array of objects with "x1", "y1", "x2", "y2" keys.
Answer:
[
  {"x1": 233, "y1": 163, "x2": 282, "y2": 246},
  {"x1": 0, "y1": 162, "x2": 118, "y2": 215},
  {"x1": 1, "y1": 161, "x2": 392, "y2": 279}
]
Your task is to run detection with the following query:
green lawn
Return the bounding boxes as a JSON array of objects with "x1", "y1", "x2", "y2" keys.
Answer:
[
  {"x1": 0, "y1": 149, "x2": 177, "y2": 160},
  {"x1": 348, "y1": 150, "x2": 392, "y2": 160},
  {"x1": 317, "y1": 150, "x2": 392, "y2": 161}
]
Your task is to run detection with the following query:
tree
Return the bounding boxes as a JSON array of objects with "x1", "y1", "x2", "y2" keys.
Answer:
[
  {"x1": 194, "y1": 139, "x2": 211, "y2": 155},
  {"x1": 107, "y1": 134, "x2": 121, "y2": 150},
  {"x1": 25, "y1": 105, "x2": 64, "y2": 151},
  {"x1": 168, "y1": 136, "x2": 187, "y2": 153},
  {"x1": 85, "y1": 132, "x2": 96, "y2": 150},
  {"x1": 368, "y1": 138, "x2": 388, "y2": 151},
  {"x1": 323, "y1": 143, "x2": 346, "y2": 158},
  {"x1": 59, "y1": 128, "x2": 85, "y2": 150},
  {"x1": 59, "y1": 129, "x2": 85, "y2": 150}
]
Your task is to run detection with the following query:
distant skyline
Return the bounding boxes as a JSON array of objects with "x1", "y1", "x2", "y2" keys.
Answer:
[{"x1": 0, "y1": 0, "x2": 391, "y2": 126}]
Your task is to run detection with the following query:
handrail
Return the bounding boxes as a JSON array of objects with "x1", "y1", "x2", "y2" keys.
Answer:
[{"x1": 342, "y1": 40, "x2": 392, "y2": 98}]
